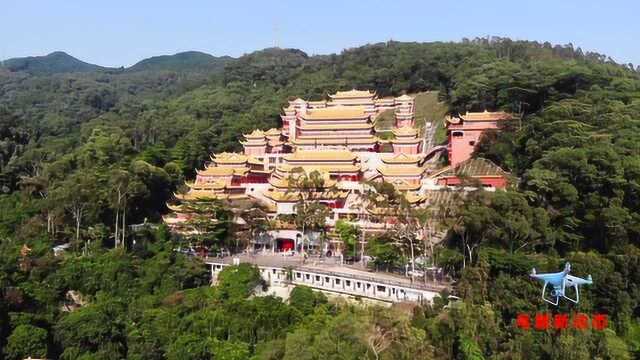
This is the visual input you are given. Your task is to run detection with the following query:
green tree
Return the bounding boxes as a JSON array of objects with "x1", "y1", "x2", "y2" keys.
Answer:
[{"x1": 4, "y1": 324, "x2": 48, "y2": 360}]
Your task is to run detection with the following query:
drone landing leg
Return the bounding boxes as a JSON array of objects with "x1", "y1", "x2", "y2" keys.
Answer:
[
  {"x1": 563, "y1": 284, "x2": 580, "y2": 303},
  {"x1": 541, "y1": 282, "x2": 559, "y2": 306}
]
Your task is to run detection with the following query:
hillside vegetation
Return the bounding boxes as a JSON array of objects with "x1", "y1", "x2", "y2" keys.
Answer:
[
  {"x1": 0, "y1": 51, "x2": 115, "y2": 74},
  {"x1": 0, "y1": 38, "x2": 639, "y2": 359},
  {"x1": 374, "y1": 91, "x2": 448, "y2": 133},
  {"x1": 127, "y1": 51, "x2": 234, "y2": 73}
]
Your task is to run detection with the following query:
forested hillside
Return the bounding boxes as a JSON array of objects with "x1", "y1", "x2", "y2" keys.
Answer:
[{"x1": 0, "y1": 38, "x2": 639, "y2": 359}]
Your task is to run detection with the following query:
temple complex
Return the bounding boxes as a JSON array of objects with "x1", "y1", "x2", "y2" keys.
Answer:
[{"x1": 164, "y1": 89, "x2": 511, "y2": 253}]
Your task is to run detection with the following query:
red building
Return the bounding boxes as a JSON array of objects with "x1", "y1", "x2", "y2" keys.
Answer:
[
  {"x1": 435, "y1": 158, "x2": 509, "y2": 189},
  {"x1": 446, "y1": 110, "x2": 511, "y2": 167}
]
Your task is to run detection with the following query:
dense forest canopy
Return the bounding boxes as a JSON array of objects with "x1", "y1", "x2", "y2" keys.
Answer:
[{"x1": 0, "y1": 37, "x2": 639, "y2": 359}]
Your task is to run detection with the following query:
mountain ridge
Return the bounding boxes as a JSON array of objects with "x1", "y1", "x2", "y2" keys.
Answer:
[
  {"x1": 1, "y1": 50, "x2": 236, "y2": 75},
  {"x1": 0, "y1": 51, "x2": 114, "y2": 75},
  {"x1": 126, "y1": 51, "x2": 234, "y2": 73}
]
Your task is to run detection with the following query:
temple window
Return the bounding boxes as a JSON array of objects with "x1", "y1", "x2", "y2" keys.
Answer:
[{"x1": 452, "y1": 131, "x2": 463, "y2": 137}]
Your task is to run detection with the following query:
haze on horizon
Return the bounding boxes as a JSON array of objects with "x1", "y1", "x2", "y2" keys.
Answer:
[{"x1": 2, "y1": 0, "x2": 638, "y2": 67}]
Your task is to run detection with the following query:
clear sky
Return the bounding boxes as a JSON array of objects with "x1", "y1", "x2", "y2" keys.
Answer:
[{"x1": 2, "y1": 0, "x2": 638, "y2": 67}]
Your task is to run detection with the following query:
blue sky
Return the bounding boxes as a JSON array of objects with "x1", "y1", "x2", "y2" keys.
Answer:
[{"x1": 2, "y1": 0, "x2": 638, "y2": 67}]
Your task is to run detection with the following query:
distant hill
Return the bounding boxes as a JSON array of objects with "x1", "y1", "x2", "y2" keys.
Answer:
[
  {"x1": 0, "y1": 51, "x2": 114, "y2": 75},
  {"x1": 127, "y1": 51, "x2": 234, "y2": 73}
]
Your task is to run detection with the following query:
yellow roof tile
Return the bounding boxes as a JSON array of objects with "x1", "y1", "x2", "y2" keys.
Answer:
[
  {"x1": 277, "y1": 164, "x2": 361, "y2": 173},
  {"x1": 329, "y1": 89, "x2": 375, "y2": 98},
  {"x1": 197, "y1": 167, "x2": 234, "y2": 176},
  {"x1": 301, "y1": 106, "x2": 369, "y2": 120},
  {"x1": 377, "y1": 165, "x2": 426, "y2": 176},
  {"x1": 447, "y1": 110, "x2": 512, "y2": 123},
  {"x1": 243, "y1": 129, "x2": 266, "y2": 138},
  {"x1": 283, "y1": 150, "x2": 357, "y2": 162},
  {"x1": 265, "y1": 128, "x2": 282, "y2": 136},
  {"x1": 186, "y1": 181, "x2": 226, "y2": 190},
  {"x1": 174, "y1": 190, "x2": 225, "y2": 201},
  {"x1": 392, "y1": 126, "x2": 418, "y2": 136},
  {"x1": 247, "y1": 156, "x2": 264, "y2": 165},
  {"x1": 381, "y1": 153, "x2": 424, "y2": 164},
  {"x1": 212, "y1": 152, "x2": 248, "y2": 163}
]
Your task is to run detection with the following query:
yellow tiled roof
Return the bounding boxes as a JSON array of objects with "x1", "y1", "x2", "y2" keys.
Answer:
[
  {"x1": 381, "y1": 153, "x2": 423, "y2": 164},
  {"x1": 243, "y1": 129, "x2": 266, "y2": 138},
  {"x1": 233, "y1": 168, "x2": 249, "y2": 176},
  {"x1": 461, "y1": 110, "x2": 511, "y2": 121},
  {"x1": 387, "y1": 179, "x2": 421, "y2": 191},
  {"x1": 240, "y1": 139, "x2": 267, "y2": 146},
  {"x1": 283, "y1": 150, "x2": 357, "y2": 162},
  {"x1": 392, "y1": 126, "x2": 418, "y2": 136},
  {"x1": 186, "y1": 181, "x2": 226, "y2": 190},
  {"x1": 174, "y1": 190, "x2": 224, "y2": 201},
  {"x1": 277, "y1": 164, "x2": 361, "y2": 173},
  {"x1": 301, "y1": 106, "x2": 369, "y2": 120},
  {"x1": 166, "y1": 204, "x2": 183, "y2": 212},
  {"x1": 390, "y1": 137, "x2": 421, "y2": 144},
  {"x1": 298, "y1": 123, "x2": 374, "y2": 130},
  {"x1": 265, "y1": 128, "x2": 282, "y2": 136},
  {"x1": 447, "y1": 110, "x2": 512, "y2": 124},
  {"x1": 377, "y1": 165, "x2": 426, "y2": 176},
  {"x1": 197, "y1": 167, "x2": 234, "y2": 176},
  {"x1": 247, "y1": 156, "x2": 264, "y2": 165},
  {"x1": 212, "y1": 152, "x2": 248, "y2": 164},
  {"x1": 329, "y1": 89, "x2": 375, "y2": 98}
]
